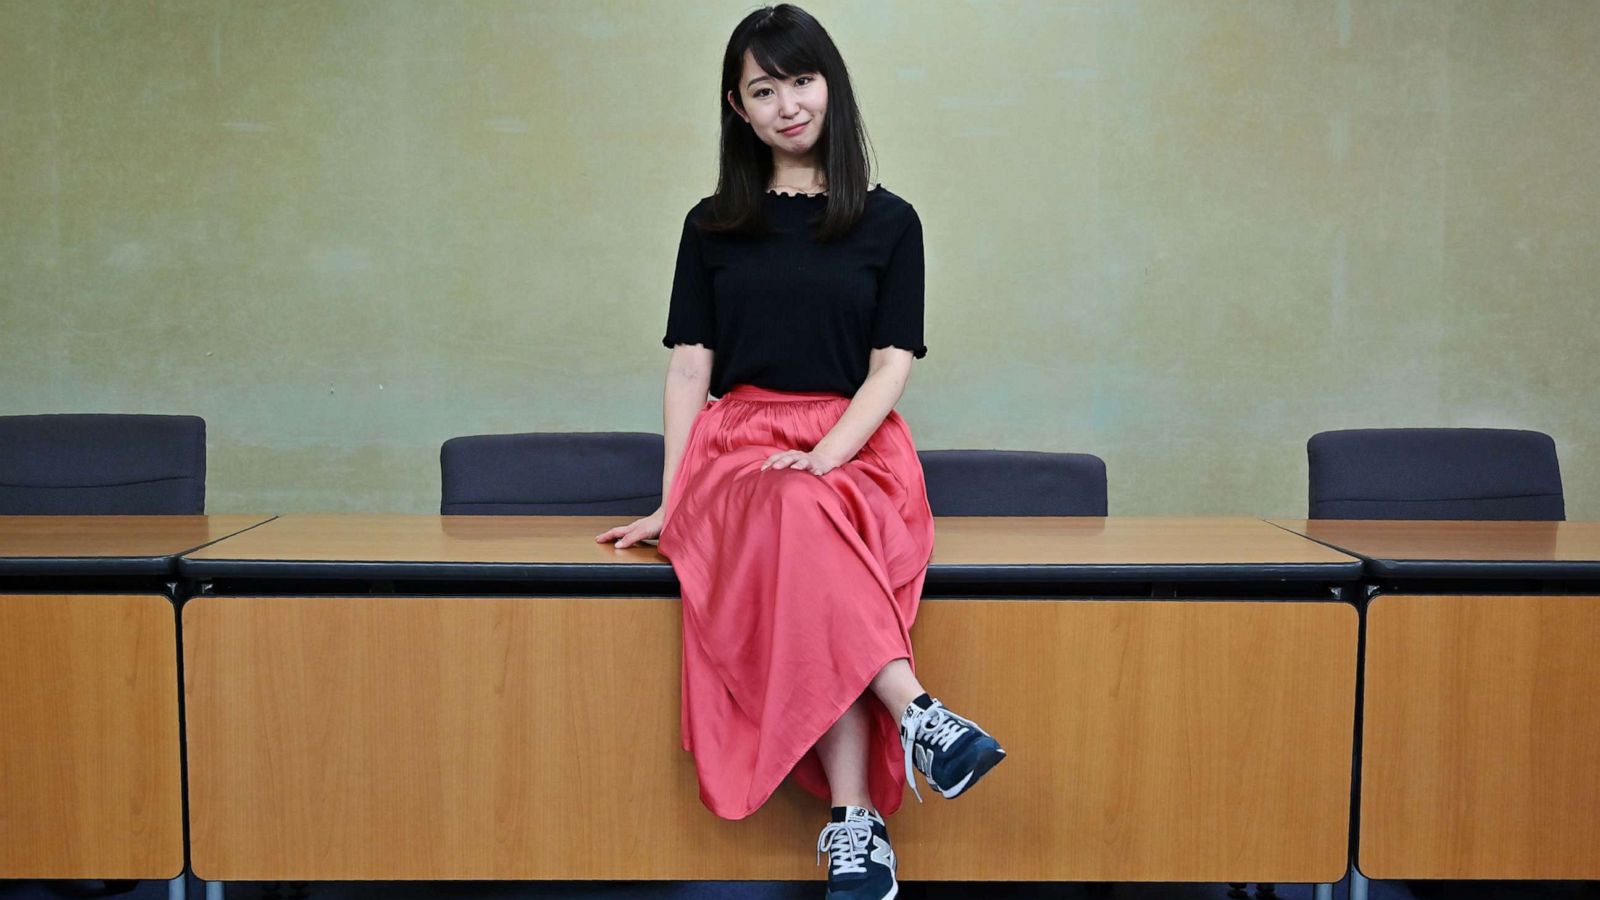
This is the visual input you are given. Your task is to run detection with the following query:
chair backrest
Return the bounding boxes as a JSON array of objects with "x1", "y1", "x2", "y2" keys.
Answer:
[
  {"x1": 919, "y1": 449, "x2": 1108, "y2": 516},
  {"x1": 0, "y1": 413, "x2": 207, "y2": 514},
  {"x1": 1307, "y1": 428, "x2": 1564, "y2": 520},
  {"x1": 440, "y1": 431, "x2": 664, "y2": 515}
]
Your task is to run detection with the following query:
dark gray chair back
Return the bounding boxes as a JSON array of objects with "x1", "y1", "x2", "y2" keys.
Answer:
[
  {"x1": 919, "y1": 449, "x2": 1108, "y2": 516},
  {"x1": 1307, "y1": 428, "x2": 1564, "y2": 520},
  {"x1": 441, "y1": 431, "x2": 664, "y2": 515},
  {"x1": 0, "y1": 413, "x2": 206, "y2": 514}
]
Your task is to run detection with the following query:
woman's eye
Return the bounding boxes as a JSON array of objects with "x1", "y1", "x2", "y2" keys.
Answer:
[{"x1": 753, "y1": 75, "x2": 816, "y2": 100}]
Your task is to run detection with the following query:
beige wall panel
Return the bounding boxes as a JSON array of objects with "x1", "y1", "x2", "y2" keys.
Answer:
[{"x1": 3, "y1": 2, "x2": 1595, "y2": 516}]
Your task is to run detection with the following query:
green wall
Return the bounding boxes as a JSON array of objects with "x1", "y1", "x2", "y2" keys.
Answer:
[{"x1": 3, "y1": 1, "x2": 1597, "y2": 516}]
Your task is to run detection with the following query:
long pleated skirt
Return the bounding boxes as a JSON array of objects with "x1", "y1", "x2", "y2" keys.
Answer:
[{"x1": 657, "y1": 382, "x2": 936, "y2": 820}]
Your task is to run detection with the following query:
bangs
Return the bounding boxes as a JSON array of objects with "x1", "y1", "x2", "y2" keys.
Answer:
[{"x1": 747, "y1": 25, "x2": 824, "y2": 80}]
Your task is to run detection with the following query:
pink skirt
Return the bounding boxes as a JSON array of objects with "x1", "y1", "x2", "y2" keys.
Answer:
[{"x1": 657, "y1": 382, "x2": 936, "y2": 820}]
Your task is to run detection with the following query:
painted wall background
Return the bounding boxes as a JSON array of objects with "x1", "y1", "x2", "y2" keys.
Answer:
[{"x1": 2, "y1": 0, "x2": 1596, "y2": 516}]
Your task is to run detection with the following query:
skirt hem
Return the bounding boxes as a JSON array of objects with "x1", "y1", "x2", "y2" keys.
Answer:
[{"x1": 696, "y1": 646, "x2": 914, "y2": 821}]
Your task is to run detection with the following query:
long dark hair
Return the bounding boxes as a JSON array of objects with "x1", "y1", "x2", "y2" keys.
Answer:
[{"x1": 702, "y1": 4, "x2": 875, "y2": 242}]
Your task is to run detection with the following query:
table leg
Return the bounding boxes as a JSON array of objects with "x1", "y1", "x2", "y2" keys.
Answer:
[{"x1": 1350, "y1": 862, "x2": 1370, "y2": 900}]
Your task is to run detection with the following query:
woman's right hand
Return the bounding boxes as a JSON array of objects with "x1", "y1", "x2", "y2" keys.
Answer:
[{"x1": 595, "y1": 508, "x2": 665, "y2": 549}]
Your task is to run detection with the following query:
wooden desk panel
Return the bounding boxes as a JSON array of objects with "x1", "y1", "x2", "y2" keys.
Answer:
[
  {"x1": 906, "y1": 599, "x2": 1356, "y2": 883},
  {"x1": 0, "y1": 515, "x2": 272, "y2": 560},
  {"x1": 185, "y1": 596, "x2": 1355, "y2": 882},
  {"x1": 1361, "y1": 594, "x2": 1600, "y2": 879},
  {"x1": 0, "y1": 595, "x2": 183, "y2": 878}
]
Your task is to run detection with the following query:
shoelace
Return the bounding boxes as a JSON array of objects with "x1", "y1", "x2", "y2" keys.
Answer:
[
  {"x1": 816, "y1": 819, "x2": 872, "y2": 876},
  {"x1": 899, "y1": 699, "x2": 969, "y2": 803}
]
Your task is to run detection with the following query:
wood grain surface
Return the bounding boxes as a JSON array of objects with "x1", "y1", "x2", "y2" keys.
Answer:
[
  {"x1": 931, "y1": 516, "x2": 1356, "y2": 566},
  {"x1": 181, "y1": 514, "x2": 666, "y2": 564},
  {"x1": 182, "y1": 515, "x2": 1354, "y2": 568},
  {"x1": 1269, "y1": 518, "x2": 1600, "y2": 563},
  {"x1": 185, "y1": 596, "x2": 1356, "y2": 882},
  {"x1": 1360, "y1": 594, "x2": 1600, "y2": 878},
  {"x1": 0, "y1": 514, "x2": 272, "y2": 560},
  {"x1": 0, "y1": 594, "x2": 183, "y2": 877}
]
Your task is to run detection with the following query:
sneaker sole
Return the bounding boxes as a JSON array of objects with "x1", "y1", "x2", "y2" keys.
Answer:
[
  {"x1": 830, "y1": 883, "x2": 897, "y2": 900},
  {"x1": 938, "y1": 746, "x2": 1006, "y2": 799},
  {"x1": 826, "y1": 883, "x2": 897, "y2": 900}
]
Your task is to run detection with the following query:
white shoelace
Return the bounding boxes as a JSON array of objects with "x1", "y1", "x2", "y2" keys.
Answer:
[
  {"x1": 899, "y1": 699, "x2": 969, "y2": 803},
  {"x1": 816, "y1": 818, "x2": 872, "y2": 875}
]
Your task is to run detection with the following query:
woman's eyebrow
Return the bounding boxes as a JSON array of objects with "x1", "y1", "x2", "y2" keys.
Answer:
[{"x1": 746, "y1": 72, "x2": 805, "y2": 89}]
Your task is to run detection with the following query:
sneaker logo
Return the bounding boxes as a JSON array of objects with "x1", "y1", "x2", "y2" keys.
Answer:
[
  {"x1": 913, "y1": 744, "x2": 934, "y2": 776},
  {"x1": 870, "y1": 834, "x2": 895, "y2": 870}
]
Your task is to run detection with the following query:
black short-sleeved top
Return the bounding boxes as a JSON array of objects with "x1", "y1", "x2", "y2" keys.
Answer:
[{"x1": 661, "y1": 185, "x2": 926, "y2": 398}]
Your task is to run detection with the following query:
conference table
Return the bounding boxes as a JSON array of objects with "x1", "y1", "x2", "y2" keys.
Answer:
[
  {"x1": 1270, "y1": 519, "x2": 1600, "y2": 885},
  {"x1": 177, "y1": 515, "x2": 1361, "y2": 889},
  {"x1": 0, "y1": 515, "x2": 273, "y2": 884}
]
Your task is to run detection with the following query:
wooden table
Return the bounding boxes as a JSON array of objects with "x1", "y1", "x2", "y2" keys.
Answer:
[
  {"x1": 1271, "y1": 519, "x2": 1600, "y2": 881},
  {"x1": 179, "y1": 513, "x2": 1361, "y2": 590},
  {"x1": 180, "y1": 515, "x2": 1360, "y2": 885},
  {"x1": 0, "y1": 514, "x2": 274, "y2": 577},
  {"x1": 0, "y1": 515, "x2": 272, "y2": 880}
]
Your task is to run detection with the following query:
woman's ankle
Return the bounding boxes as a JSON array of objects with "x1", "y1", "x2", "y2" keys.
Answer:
[{"x1": 868, "y1": 658, "x2": 927, "y2": 715}]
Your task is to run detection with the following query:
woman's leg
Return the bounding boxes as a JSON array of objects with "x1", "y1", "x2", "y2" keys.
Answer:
[
  {"x1": 871, "y1": 655, "x2": 1007, "y2": 802},
  {"x1": 815, "y1": 694, "x2": 875, "y2": 809},
  {"x1": 867, "y1": 657, "x2": 925, "y2": 717}
]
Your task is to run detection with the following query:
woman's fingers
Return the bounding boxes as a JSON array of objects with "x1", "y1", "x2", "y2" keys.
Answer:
[
  {"x1": 601, "y1": 522, "x2": 639, "y2": 545},
  {"x1": 762, "y1": 450, "x2": 829, "y2": 473},
  {"x1": 617, "y1": 522, "x2": 643, "y2": 550}
]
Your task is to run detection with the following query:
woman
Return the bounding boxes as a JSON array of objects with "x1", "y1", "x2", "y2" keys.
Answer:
[{"x1": 596, "y1": 6, "x2": 1006, "y2": 898}]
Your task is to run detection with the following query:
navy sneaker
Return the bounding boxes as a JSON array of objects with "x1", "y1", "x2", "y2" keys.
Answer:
[
  {"x1": 816, "y1": 805, "x2": 897, "y2": 900},
  {"x1": 899, "y1": 694, "x2": 1007, "y2": 802}
]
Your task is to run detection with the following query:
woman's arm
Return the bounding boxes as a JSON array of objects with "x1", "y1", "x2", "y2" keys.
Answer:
[
  {"x1": 596, "y1": 342, "x2": 710, "y2": 547},
  {"x1": 769, "y1": 346, "x2": 913, "y2": 473},
  {"x1": 661, "y1": 343, "x2": 714, "y2": 500}
]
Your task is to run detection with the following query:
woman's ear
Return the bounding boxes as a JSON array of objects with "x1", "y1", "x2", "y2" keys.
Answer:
[{"x1": 726, "y1": 89, "x2": 748, "y2": 124}]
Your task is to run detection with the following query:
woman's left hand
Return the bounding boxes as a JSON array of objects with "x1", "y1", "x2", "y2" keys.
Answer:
[{"x1": 761, "y1": 448, "x2": 841, "y2": 476}]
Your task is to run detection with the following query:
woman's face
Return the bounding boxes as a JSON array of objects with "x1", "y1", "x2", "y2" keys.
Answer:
[{"x1": 727, "y1": 50, "x2": 827, "y2": 156}]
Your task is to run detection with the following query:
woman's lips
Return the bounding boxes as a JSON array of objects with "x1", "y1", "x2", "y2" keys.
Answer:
[{"x1": 779, "y1": 121, "x2": 808, "y2": 136}]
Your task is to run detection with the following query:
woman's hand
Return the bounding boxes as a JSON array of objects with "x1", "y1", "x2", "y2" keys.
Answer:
[
  {"x1": 761, "y1": 449, "x2": 842, "y2": 477},
  {"x1": 596, "y1": 508, "x2": 665, "y2": 549}
]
